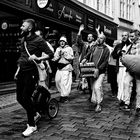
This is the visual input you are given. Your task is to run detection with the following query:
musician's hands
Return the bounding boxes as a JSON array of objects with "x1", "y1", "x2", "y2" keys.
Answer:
[
  {"x1": 120, "y1": 52, "x2": 126, "y2": 64},
  {"x1": 29, "y1": 54, "x2": 38, "y2": 61},
  {"x1": 81, "y1": 59, "x2": 87, "y2": 64},
  {"x1": 94, "y1": 68, "x2": 99, "y2": 78},
  {"x1": 29, "y1": 54, "x2": 42, "y2": 63}
]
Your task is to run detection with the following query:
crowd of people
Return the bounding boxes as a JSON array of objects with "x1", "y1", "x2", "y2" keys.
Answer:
[{"x1": 14, "y1": 18, "x2": 140, "y2": 137}]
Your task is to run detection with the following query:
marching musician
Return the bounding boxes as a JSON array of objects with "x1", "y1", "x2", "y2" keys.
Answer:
[{"x1": 81, "y1": 33, "x2": 110, "y2": 112}]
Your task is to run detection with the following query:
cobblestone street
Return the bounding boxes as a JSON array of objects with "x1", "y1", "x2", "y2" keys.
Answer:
[{"x1": 0, "y1": 81, "x2": 140, "y2": 140}]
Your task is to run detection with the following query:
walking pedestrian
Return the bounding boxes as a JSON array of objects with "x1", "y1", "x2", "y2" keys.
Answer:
[
  {"x1": 48, "y1": 38, "x2": 58, "y2": 88},
  {"x1": 35, "y1": 29, "x2": 54, "y2": 88},
  {"x1": 81, "y1": 33, "x2": 110, "y2": 112},
  {"x1": 121, "y1": 29, "x2": 140, "y2": 112},
  {"x1": 14, "y1": 19, "x2": 53, "y2": 137},
  {"x1": 52, "y1": 36, "x2": 74, "y2": 103},
  {"x1": 112, "y1": 32, "x2": 132, "y2": 109},
  {"x1": 107, "y1": 40, "x2": 121, "y2": 97},
  {"x1": 77, "y1": 24, "x2": 96, "y2": 98}
]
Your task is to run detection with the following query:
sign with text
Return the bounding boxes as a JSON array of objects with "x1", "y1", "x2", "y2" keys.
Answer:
[
  {"x1": 37, "y1": 0, "x2": 49, "y2": 8},
  {"x1": 0, "y1": 19, "x2": 20, "y2": 31},
  {"x1": 103, "y1": 25, "x2": 112, "y2": 35},
  {"x1": 87, "y1": 16, "x2": 95, "y2": 31},
  {"x1": 39, "y1": 0, "x2": 55, "y2": 17},
  {"x1": 96, "y1": 21, "x2": 113, "y2": 36},
  {"x1": 57, "y1": 3, "x2": 83, "y2": 26}
]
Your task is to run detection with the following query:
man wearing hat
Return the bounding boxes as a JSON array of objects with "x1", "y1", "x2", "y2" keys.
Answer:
[{"x1": 52, "y1": 36, "x2": 74, "y2": 103}]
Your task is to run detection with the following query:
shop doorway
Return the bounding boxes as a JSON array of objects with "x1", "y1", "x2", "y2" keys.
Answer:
[{"x1": 0, "y1": 12, "x2": 21, "y2": 82}]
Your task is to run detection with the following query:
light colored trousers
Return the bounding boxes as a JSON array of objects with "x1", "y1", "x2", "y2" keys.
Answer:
[
  {"x1": 123, "y1": 73, "x2": 140, "y2": 108},
  {"x1": 55, "y1": 69, "x2": 72, "y2": 97},
  {"x1": 123, "y1": 72, "x2": 133, "y2": 105},
  {"x1": 135, "y1": 77, "x2": 140, "y2": 108},
  {"x1": 117, "y1": 67, "x2": 127, "y2": 101},
  {"x1": 91, "y1": 74, "x2": 105, "y2": 104}
]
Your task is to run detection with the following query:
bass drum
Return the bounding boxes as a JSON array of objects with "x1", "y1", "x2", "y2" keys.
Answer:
[{"x1": 121, "y1": 54, "x2": 140, "y2": 76}]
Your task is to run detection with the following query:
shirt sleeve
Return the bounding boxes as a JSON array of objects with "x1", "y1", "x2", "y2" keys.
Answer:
[
  {"x1": 53, "y1": 47, "x2": 61, "y2": 61},
  {"x1": 38, "y1": 38, "x2": 54, "y2": 59},
  {"x1": 63, "y1": 46, "x2": 74, "y2": 60}
]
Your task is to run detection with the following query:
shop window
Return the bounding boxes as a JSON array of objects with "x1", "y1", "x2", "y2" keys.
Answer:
[
  {"x1": 0, "y1": 20, "x2": 20, "y2": 53},
  {"x1": 0, "y1": 32, "x2": 20, "y2": 53}
]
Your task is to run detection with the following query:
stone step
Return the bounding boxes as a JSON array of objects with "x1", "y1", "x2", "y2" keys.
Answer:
[
  {"x1": 0, "y1": 81, "x2": 16, "y2": 95},
  {"x1": 0, "y1": 81, "x2": 78, "y2": 96}
]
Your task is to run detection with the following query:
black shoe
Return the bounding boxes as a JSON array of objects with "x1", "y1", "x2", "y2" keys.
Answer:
[
  {"x1": 59, "y1": 96, "x2": 65, "y2": 103},
  {"x1": 119, "y1": 101, "x2": 125, "y2": 107},
  {"x1": 119, "y1": 101, "x2": 125, "y2": 110},
  {"x1": 123, "y1": 104, "x2": 130, "y2": 111},
  {"x1": 59, "y1": 96, "x2": 69, "y2": 103},
  {"x1": 63, "y1": 96, "x2": 69, "y2": 103}
]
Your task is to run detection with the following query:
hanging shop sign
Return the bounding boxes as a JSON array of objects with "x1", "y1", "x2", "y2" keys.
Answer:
[
  {"x1": 37, "y1": 0, "x2": 49, "y2": 8},
  {"x1": 57, "y1": 3, "x2": 83, "y2": 26},
  {"x1": 96, "y1": 20, "x2": 117, "y2": 39},
  {"x1": 1, "y1": 21, "x2": 20, "y2": 31},
  {"x1": 38, "y1": 0, "x2": 55, "y2": 17},
  {"x1": 104, "y1": 25, "x2": 112, "y2": 35}
]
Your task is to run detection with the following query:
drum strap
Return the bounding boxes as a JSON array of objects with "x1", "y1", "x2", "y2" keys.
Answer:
[
  {"x1": 126, "y1": 44, "x2": 133, "y2": 54},
  {"x1": 89, "y1": 46, "x2": 103, "y2": 68}
]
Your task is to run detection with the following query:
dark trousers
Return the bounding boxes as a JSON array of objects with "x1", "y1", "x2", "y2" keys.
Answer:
[
  {"x1": 16, "y1": 69, "x2": 38, "y2": 126},
  {"x1": 130, "y1": 78, "x2": 136, "y2": 107},
  {"x1": 87, "y1": 77, "x2": 92, "y2": 97},
  {"x1": 107, "y1": 65, "x2": 118, "y2": 95}
]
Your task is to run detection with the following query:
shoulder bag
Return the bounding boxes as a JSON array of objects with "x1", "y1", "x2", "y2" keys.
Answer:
[{"x1": 24, "y1": 41, "x2": 47, "y2": 82}]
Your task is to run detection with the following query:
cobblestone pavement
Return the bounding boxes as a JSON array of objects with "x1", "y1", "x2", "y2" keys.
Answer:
[{"x1": 0, "y1": 81, "x2": 140, "y2": 140}]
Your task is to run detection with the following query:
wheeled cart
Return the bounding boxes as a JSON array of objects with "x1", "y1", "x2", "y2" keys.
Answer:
[{"x1": 32, "y1": 85, "x2": 59, "y2": 119}]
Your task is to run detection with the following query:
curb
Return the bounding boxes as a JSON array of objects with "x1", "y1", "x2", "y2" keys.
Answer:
[{"x1": 0, "y1": 83, "x2": 78, "y2": 109}]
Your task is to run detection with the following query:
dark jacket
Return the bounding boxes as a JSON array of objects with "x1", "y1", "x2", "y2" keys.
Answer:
[
  {"x1": 77, "y1": 35, "x2": 95, "y2": 62},
  {"x1": 112, "y1": 39, "x2": 131, "y2": 72},
  {"x1": 17, "y1": 34, "x2": 54, "y2": 71},
  {"x1": 84, "y1": 43, "x2": 110, "y2": 74}
]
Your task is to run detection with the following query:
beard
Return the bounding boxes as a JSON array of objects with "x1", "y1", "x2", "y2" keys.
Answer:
[{"x1": 20, "y1": 30, "x2": 29, "y2": 38}]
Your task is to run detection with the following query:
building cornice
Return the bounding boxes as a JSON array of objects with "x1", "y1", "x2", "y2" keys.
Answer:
[
  {"x1": 119, "y1": 17, "x2": 134, "y2": 25},
  {"x1": 118, "y1": 25, "x2": 133, "y2": 31},
  {"x1": 70, "y1": 0, "x2": 115, "y2": 23}
]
